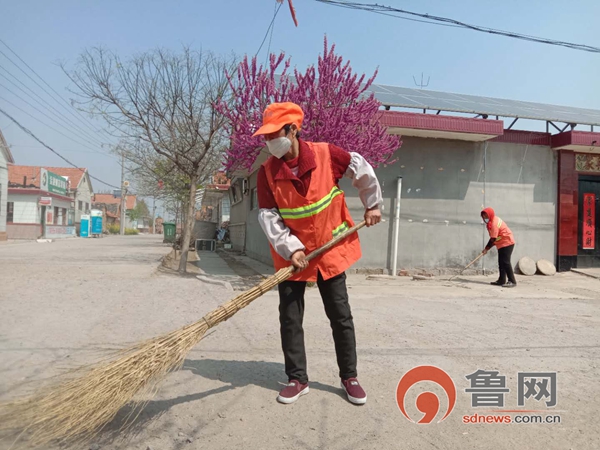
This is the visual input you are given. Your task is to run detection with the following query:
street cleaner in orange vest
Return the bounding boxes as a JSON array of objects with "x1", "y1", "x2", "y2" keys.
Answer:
[
  {"x1": 254, "y1": 102, "x2": 383, "y2": 405},
  {"x1": 481, "y1": 207, "x2": 517, "y2": 288}
]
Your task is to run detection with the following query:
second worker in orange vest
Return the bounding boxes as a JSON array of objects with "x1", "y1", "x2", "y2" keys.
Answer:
[{"x1": 255, "y1": 102, "x2": 383, "y2": 405}]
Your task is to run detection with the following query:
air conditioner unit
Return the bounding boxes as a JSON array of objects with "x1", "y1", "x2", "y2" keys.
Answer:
[{"x1": 196, "y1": 239, "x2": 216, "y2": 252}]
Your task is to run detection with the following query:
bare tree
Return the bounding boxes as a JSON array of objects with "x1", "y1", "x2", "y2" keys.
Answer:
[{"x1": 65, "y1": 47, "x2": 235, "y2": 272}]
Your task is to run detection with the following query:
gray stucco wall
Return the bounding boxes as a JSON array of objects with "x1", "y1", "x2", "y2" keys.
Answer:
[
  {"x1": 232, "y1": 136, "x2": 558, "y2": 273},
  {"x1": 229, "y1": 170, "x2": 272, "y2": 264},
  {"x1": 343, "y1": 136, "x2": 557, "y2": 272}
]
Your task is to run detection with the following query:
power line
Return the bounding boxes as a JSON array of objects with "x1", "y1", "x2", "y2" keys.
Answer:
[
  {"x1": 265, "y1": 1, "x2": 280, "y2": 65},
  {"x1": 0, "y1": 81, "x2": 111, "y2": 151},
  {"x1": 256, "y1": 2, "x2": 284, "y2": 58},
  {"x1": 0, "y1": 39, "x2": 116, "y2": 144},
  {"x1": 0, "y1": 65, "x2": 108, "y2": 148},
  {"x1": 0, "y1": 48, "x2": 111, "y2": 149},
  {"x1": 316, "y1": 0, "x2": 600, "y2": 53},
  {"x1": 0, "y1": 94, "x2": 110, "y2": 156},
  {"x1": 10, "y1": 144, "x2": 119, "y2": 159},
  {"x1": 0, "y1": 106, "x2": 120, "y2": 189}
]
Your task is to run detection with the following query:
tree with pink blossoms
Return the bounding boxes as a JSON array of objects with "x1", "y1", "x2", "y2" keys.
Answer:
[{"x1": 216, "y1": 37, "x2": 401, "y2": 172}]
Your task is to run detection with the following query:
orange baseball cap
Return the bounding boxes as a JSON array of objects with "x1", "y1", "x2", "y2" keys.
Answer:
[{"x1": 252, "y1": 102, "x2": 304, "y2": 137}]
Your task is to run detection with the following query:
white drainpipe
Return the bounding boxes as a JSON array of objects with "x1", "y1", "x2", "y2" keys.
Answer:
[{"x1": 391, "y1": 177, "x2": 402, "y2": 276}]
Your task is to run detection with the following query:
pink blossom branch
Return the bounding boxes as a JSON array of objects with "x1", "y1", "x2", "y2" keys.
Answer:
[{"x1": 215, "y1": 37, "x2": 401, "y2": 172}]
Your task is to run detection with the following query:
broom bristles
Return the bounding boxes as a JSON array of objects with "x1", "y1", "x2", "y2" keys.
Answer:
[{"x1": 0, "y1": 267, "x2": 293, "y2": 448}]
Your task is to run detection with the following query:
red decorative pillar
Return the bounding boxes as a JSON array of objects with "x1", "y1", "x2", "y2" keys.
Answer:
[{"x1": 557, "y1": 150, "x2": 578, "y2": 271}]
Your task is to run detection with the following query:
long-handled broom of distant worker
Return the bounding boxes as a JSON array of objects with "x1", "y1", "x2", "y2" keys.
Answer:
[
  {"x1": 448, "y1": 251, "x2": 485, "y2": 282},
  {"x1": 0, "y1": 221, "x2": 366, "y2": 449}
]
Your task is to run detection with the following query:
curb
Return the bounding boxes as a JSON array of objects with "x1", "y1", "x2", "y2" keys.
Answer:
[
  {"x1": 196, "y1": 275, "x2": 234, "y2": 291},
  {"x1": 571, "y1": 269, "x2": 600, "y2": 280}
]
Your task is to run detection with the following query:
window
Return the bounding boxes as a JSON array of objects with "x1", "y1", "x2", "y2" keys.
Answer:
[
  {"x1": 57, "y1": 207, "x2": 66, "y2": 225},
  {"x1": 251, "y1": 188, "x2": 258, "y2": 210},
  {"x1": 78, "y1": 200, "x2": 83, "y2": 211},
  {"x1": 229, "y1": 179, "x2": 243, "y2": 205},
  {"x1": 7, "y1": 202, "x2": 14, "y2": 222},
  {"x1": 85, "y1": 202, "x2": 89, "y2": 212},
  {"x1": 221, "y1": 196, "x2": 230, "y2": 216}
]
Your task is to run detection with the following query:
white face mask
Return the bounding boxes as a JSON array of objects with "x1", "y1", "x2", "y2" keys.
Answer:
[
  {"x1": 266, "y1": 136, "x2": 292, "y2": 159},
  {"x1": 484, "y1": 218, "x2": 490, "y2": 223}
]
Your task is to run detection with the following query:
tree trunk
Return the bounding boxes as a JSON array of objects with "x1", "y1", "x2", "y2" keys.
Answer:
[{"x1": 178, "y1": 181, "x2": 198, "y2": 273}]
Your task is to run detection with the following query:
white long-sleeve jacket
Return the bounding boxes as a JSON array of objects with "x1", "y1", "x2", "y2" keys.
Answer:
[{"x1": 258, "y1": 151, "x2": 382, "y2": 260}]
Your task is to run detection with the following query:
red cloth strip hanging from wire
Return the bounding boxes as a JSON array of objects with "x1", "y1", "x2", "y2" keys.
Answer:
[{"x1": 277, "y1": 0, "x2": 298, "y2": 26}]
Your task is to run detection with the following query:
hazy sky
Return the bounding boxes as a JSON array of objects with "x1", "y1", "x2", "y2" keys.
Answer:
[{"x1": 1, "y1": 0, "x2": 599, "y2": 199}]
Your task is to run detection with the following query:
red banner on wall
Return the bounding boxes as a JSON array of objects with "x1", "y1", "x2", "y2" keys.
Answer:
[{"x1": 583, "y1": 193, "x2": 596, "y2": 250}]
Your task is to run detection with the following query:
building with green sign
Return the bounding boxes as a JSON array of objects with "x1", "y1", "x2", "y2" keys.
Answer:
[{"x1": 7, "y1": 165, "x2": 77, "y2": 239}]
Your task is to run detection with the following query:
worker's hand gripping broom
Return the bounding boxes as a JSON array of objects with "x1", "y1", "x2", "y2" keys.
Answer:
[{"x1": 0, "y1": 221, "x2": 366, "y2": 449}]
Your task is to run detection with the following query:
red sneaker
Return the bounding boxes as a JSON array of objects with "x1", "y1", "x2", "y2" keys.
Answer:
[
  {"x1": 341, "y1": 378, "x2": 367, "y2": 405},
  {"x1": 277, "y1": 380, "x2": 309, "y2": 404}
]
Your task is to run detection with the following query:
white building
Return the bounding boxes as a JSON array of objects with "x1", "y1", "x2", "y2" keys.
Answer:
[
  {"x1": 7, "y1": 165, "x2": 77, "y2": 239},
  {"x1": 0, "y1": 130, "x2": 15, "y2": 241},
  {"x1": 45, "y1": 167, "x2": 94, "y2": 234}
]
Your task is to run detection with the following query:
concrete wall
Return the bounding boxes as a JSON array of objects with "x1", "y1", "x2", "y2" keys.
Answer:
[
  {"x1": 341, "y1": 136, "x2": 557, "y2": 272},
  {"x1": 7, "y1": 223, "x2": 42, "y2": 240},
  {"x1": 192, "y1": 220, "x2": 217, "y2": 240},
  {"x1": 244, "y1": 171, "x2": 272, "y2": 265},
  {"x1": 228, "y1": 171, "x2": 273, "y2": 263},
  {"x1": 238, "y1": 136, "x2": 557, "y2": 273}
]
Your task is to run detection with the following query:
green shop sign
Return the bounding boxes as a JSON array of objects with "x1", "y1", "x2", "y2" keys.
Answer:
[{"x1": 40, "y1": 168, "x2": 68, "y2": 195}]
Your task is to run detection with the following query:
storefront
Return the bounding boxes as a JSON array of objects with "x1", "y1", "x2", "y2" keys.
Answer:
[
  {"x1": 7, "y1": 167, "x2": 76, "y2": 239},
  {"x1": 554, "y1": 132, "x2": 600, "y2": 270}
]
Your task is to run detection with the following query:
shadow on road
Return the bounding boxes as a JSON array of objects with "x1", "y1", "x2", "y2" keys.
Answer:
[{"x1": 102, "y1": 358, "x2": 345, "y2": 440}]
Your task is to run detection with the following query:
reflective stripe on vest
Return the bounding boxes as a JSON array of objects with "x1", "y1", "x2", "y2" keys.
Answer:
[
  {"x1": 332, "y1": 221, "x2": 349, "y2": 238},
  {"x1": 495, "y1": 218, "x2": 503, "y2": 241},
  {"x1": 279, "y1": 186, "x2": 343, "y2": 220}
]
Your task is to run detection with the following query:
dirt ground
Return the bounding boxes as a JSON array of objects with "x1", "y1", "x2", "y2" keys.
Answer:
[{"x1": 0, "y1": 235, "x2": 599, "y2": 450}]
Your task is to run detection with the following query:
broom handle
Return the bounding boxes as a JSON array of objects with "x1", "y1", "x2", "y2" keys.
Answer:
[
  {"x1": 199, "y1": 221, "x2": 368, "y2": 328},
  {"x1": 304, "y1": 220, "x2": 366, "y2": 263},
  {"x1": 449, "y1": 252, "x2": 485, "y2": 281}
]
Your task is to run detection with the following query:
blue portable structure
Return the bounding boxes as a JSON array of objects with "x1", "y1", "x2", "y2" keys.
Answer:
[
  {"x1": 90, "y1": 210, "x2": 103, "y2": 236},
  {"x1": 80, "y1": 214, "x2": 90, "y2": 238}
]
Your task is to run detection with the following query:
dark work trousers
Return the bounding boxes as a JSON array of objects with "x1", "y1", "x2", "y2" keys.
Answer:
[
  {"x1": 497, "y1": 244, "x2": 517, "y2": 284},
  {"x1": 278, "y1": 271, "x2": 357, "y2": 384}
]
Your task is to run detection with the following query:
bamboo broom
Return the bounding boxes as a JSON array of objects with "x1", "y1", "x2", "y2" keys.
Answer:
[{"x1": 0, "y1": 221, "x2": 366, "y2": 449}]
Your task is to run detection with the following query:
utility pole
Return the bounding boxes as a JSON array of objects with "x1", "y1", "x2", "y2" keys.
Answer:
[
  {"x1": 151, "y1": 196, "x2": 156, "y2": 234},
  {"x1": 120, "y1": 151, "x2": 126, "y2": 235}
]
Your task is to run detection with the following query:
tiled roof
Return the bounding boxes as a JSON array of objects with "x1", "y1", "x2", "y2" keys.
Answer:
[
  {"x1": 8, "y1": 165, "x2": 88, "y2": 190},
  {"x1": 93, "y1": 193, "x2": 137, "y2": 210},
  {"x1": 8, "y1": 166, "x2": 41, "y2": 188}
]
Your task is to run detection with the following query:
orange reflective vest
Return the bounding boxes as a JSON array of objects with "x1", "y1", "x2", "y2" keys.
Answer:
[{"x1": 263, "y1": 141, "x2": 362, "y2": 281}]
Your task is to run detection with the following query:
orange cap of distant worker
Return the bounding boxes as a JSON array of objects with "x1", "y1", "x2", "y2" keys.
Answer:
[{"x1": 252, "y1": 102, "x2": 304, "y2": 137}]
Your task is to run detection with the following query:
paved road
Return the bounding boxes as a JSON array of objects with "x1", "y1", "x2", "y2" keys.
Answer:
[{"x1": 1, "y1": 236, "x2": 599, "y2": 450}]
